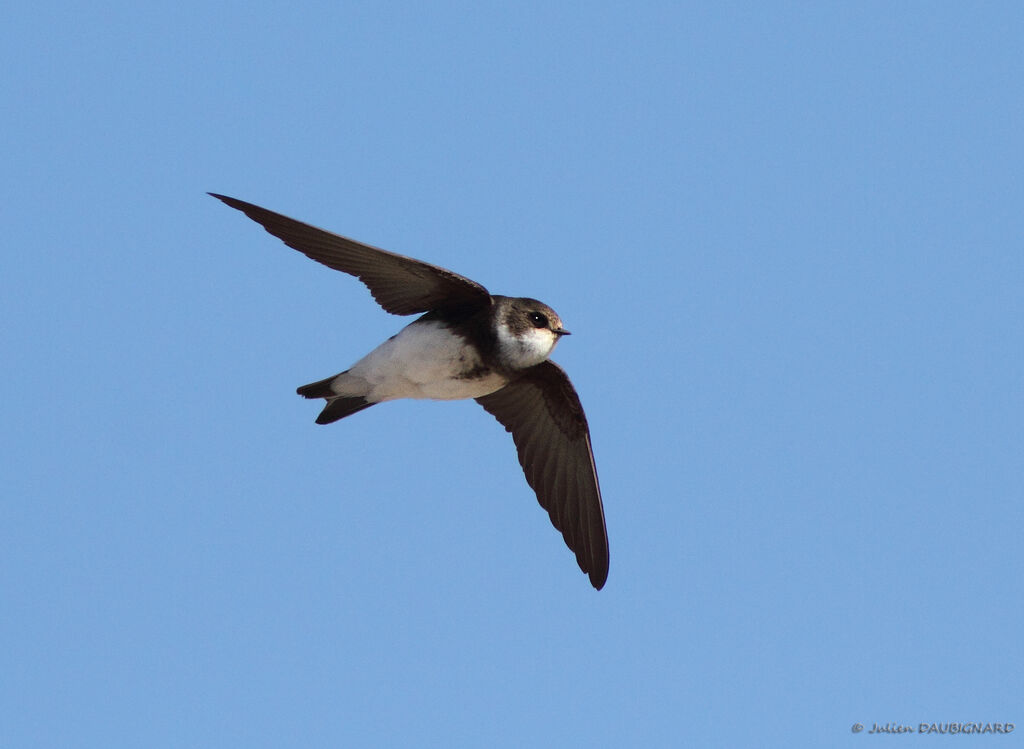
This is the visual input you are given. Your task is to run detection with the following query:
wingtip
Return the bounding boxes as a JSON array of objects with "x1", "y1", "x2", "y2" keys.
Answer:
[
  {"x1": 209, "y1": 193, "x2": 260, "y2": 216},
  {"x1": 208, "y1": 192, "x2": 235, "y2": 205}
]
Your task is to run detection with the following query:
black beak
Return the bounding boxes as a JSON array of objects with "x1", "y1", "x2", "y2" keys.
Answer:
[{"x1": 554, "y1": 328, "x2": 571, "y2": 336}]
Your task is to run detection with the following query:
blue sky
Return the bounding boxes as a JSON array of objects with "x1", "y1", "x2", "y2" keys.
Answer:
[{"x1": 2, "y1": 2, "x2": 1022, "y2": 746}]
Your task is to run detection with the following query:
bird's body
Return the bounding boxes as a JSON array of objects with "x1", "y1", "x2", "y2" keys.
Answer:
[
  {"x1": 318, "y1": 316, "x2": 507, "y2": 403},
  {"x1": 306, "y1": 295, "x2": 560, "y2": 406},
  {"x1": 211, "y1": 193, "x2": 610, "y2": 589}
]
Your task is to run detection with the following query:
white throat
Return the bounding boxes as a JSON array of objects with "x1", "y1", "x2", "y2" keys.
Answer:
[{"x1": 496, "y1": 321, "x2": 559, "y2": 370}]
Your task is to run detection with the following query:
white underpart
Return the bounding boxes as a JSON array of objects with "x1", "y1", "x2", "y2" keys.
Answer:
[
  {"x1": 331, "y1": 320, "x2": 508, "y2": 402},
  {"x1": 496, "y1": 321, "x2": 560, "y2": 369}
]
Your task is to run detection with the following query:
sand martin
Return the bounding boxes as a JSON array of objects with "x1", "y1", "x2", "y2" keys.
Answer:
[{"x1": 211, "y1": 194, "x2": 609, "y2": 589}]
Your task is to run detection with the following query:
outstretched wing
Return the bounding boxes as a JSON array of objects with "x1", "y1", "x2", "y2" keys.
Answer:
[
  {"x1": 476, "y1": 361, "x2": 609, "y2": 590},
  {"x1": 210, "y1": 194, "x2": 492, "y2": 315}
]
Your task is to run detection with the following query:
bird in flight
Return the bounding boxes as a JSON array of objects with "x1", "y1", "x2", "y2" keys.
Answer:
[{"x1": 210, "y1": 194, "x2": 609, "y2": 589}]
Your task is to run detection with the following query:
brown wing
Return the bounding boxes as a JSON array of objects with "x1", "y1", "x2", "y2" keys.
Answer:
[
  {"x1": 476, "y1": 360, "x2": 609, "y2": 590},
  {"x1": 210, "y1": 194, "x2": 492, "y2": 315}
]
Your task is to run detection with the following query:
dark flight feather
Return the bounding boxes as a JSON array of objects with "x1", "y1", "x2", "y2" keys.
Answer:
[
  {"x1": 477, "y1": 361, "x2": 609, "y2": 590},
  {"x1": 210, "y1": 193, "x2": 492, "y2": 315}
]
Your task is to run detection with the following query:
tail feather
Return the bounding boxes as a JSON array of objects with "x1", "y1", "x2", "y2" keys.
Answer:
[
  {"x1": 297, "y1": 374, "x2": 339, "y2": 399},
  {"x1": 315, "y1": 396, "x2": 374, "y2": 424},
  {"x1": 297, "y1": 372, "x2": 375, "y2": 424}
]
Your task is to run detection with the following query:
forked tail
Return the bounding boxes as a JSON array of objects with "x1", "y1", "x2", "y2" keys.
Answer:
[{"x1": 297, "y1": 374, "x2": 376, "y2": 424}]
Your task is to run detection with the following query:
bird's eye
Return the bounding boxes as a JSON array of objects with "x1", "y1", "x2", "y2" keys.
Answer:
[{"x1": 528, "y1": 311, "x2": 548, "y2": 328}]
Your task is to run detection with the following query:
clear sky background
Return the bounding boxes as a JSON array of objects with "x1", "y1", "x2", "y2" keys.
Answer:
[{"x1": 2, "y1": 2, "x2": 1022, "y2": 747}]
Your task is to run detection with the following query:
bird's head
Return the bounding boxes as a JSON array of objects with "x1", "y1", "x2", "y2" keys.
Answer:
[{"x1": 493, "y1": 296, "x2": 570, "y2": 370}]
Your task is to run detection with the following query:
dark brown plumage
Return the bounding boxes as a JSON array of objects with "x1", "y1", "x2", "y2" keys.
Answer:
[
  {"x1": 209, "y1": 193, "x2": 490, "y2": 315},
  {"x1": 476, "y1": 361, "x2": 609, "y2": 590}
]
